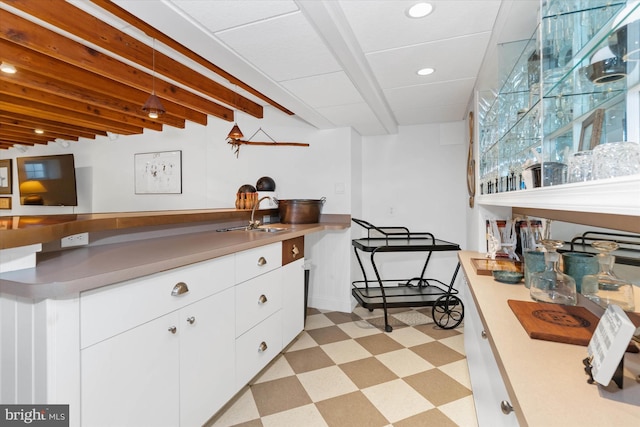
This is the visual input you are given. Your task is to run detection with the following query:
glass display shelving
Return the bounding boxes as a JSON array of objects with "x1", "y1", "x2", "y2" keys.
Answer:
[{"x1": 478, "y1": 0, "x2": 639, "y2": 197}]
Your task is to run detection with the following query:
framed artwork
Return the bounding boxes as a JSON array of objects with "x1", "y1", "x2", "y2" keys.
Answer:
[
  {"x1": 579, "y1": 109, "x2": 604, "y2": 151},
  {"x1": 134, "y1": 150, "x2": 182, "y2": 194},
  {"x1": 0, "y1": 159, "x2": 12, "y2": 195}
]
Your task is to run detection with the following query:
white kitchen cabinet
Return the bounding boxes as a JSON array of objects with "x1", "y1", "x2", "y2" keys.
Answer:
[
  {"x1": 179, "y1": 288, "x2": 236, "y2": 427},
  {"x1": 461, "y1": 277, "x2": 519, "y2": 427},
  {"x1": 281, "y1": 236, "x2": 306, "y2": 346},
  {"x1": 282, "y1": 258, "x2": 305, "y2": 346},
  {"x1": 80, "y1": 256, "x2": 236, "y2": 427},
  {"x1": 81, "y1": 311, "x2": 181, "y2": 427}
]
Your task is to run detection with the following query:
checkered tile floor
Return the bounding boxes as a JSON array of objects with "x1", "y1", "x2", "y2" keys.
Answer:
[{"x1": 209, "y1": 306, "x2": 478, "y2": 427}]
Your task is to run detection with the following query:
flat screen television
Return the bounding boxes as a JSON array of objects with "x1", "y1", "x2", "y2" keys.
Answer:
[{"x1": 16, "y1": 154, "x2": 78, "y2": 206}]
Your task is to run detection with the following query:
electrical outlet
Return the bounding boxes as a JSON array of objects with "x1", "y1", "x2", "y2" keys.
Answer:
[{"x1": 61, "y1": 232, "x2": 89, "y2": 248}]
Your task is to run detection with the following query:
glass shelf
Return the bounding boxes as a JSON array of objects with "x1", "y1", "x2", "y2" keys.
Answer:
[{"x1": 478, "y1": 0, "x2": 639, "y2": 195}]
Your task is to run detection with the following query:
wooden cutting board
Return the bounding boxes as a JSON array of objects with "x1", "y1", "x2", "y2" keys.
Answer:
[{"x1": 508, "y1": 299, "x2": 638, "y2": 352}]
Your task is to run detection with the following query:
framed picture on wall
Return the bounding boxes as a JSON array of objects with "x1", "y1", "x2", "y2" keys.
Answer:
[
  {"x1": 0, "y1": 159, "x2": 12, "y2": 195},
  {"x1": 579, "y1": 109, "x2": 604, "y2": 151},
  {"x1": 134, "y1": 150, "x2": 182, "y2": 194}
]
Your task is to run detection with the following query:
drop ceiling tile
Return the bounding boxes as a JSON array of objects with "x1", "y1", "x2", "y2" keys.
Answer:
[
  {"x1": 384, "y1": 79, "x2": 476, "y2": 111},
  {"x1": 280, "y1": 72, "x2": 364, "y2": 108},
  {"x1": 366, "y1": 33, "x2": 491, "y2": 89},
  {"x1": 215, "y1": 12, "x2": 342, "y2": 82},
  {"x1": 393, "y1": 103, "x2": 468, "y2": 126},
  {"x1": 340, "y1": 0, "x2": 501, "y2": 53},
  {"x1": 168, "y1": 0, "x2": 299, "y2": 32},
  {"x1": 316, "y1": 103, "x2": 387, "y2": 136}
]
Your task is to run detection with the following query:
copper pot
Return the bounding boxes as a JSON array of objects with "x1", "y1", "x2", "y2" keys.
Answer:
[{"x1": 276, "y1": 198, "x2": 326, "y2": 224}]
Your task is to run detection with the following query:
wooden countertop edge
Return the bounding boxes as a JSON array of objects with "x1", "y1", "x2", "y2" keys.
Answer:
[{"x1": 0, "y1": 208, "x2": 276, "y2": 249}]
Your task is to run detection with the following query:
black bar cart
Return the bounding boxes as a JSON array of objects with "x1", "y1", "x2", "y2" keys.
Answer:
[{"x1": 351, "y1": 218, "x2": 464, "y2": 332}]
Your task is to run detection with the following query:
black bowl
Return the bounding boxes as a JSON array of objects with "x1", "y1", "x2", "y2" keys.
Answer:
[
  {"x1": 237, "y1": 184, "x2": 256, "y2": 193},
  {"x1": 583, "y1": 56, "x2": 628, "y2": 84},
  {"x1": 256, "y1": 176, "x2": 276, "y2": 191}
]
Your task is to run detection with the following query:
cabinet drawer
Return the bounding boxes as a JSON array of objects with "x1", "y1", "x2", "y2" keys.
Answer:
[
  {"x1": 235, "y1": 242, "x2": 281, "y2": 283},
  {"x1": 282, "y1": 236, "x2": 304, "y2": 266},
  {"x1": 80, "y1": 255, "x2": 235, "y2": 349},
  {"x1": 235, "y1": 311, "x2": 283, "y2": 388},
  {"x1": 235, "y1": 268, "x2": 282, "y2": 337}
]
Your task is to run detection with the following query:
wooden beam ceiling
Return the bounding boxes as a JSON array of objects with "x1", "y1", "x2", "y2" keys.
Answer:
[{"x1": 0, "y1": 0, "x2": 289, "y2": 149}]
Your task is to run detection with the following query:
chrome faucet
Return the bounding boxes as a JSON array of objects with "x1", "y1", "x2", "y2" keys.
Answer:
[{"x1": 248, "y1": 196, "x2": 273, "y2": 229}]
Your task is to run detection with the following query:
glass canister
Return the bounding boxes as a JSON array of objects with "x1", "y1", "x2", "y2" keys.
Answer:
[
  {"x1": 581, "y1": 241, "x2": 635, "y2": 311},
  {"x1": 530, "y1": 240, "x2": 577, "y2": 305}
]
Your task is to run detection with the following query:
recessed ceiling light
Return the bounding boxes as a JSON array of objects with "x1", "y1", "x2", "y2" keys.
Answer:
[
  {"x1": 417, "y1": 67, "x2": 435, "y2": 76},
  {"x1": 34, "y1": 129, "x2": 44, "y2": 134},
  {"x1": 407, "y1": 2, "x2": 434, "y2": 18},
  {"x1": 0, "y1": 62, "x2": 17, "y2": 74}
]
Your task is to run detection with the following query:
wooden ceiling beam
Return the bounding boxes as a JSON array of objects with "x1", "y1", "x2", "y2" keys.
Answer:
[
  {"x1": 0, "y1": 95, "x2": 145, "y2": 135},
  {"x1": 0, "y1": 40, "x2": 207, "y2": 126},
  {"x1": 0, "y1": 122, "x2": 80, "y2": 141},
  {"x1": 0, "y1": 111, "x2": 103, "y2": 138},
  {"x1": 0, "y1": 127, "x2": 54, "y2": 142},
  {"x1": 5, "y1": 0, "x2": 264, "y2": 119},
  {"x1": 0, "y1": 10, "x2": 234, "y2": 121},
  {"x1": 90, "y1": 0, "x2": 294, "y2": 116},
  {"x1": 0, "y1": 68, "x2": 192, "y2": 127},
  {"x1": 0, "y1": 80, "x2": 168, "y2": 131}
]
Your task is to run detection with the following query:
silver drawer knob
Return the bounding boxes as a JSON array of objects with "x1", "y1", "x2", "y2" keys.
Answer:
[
  {"x1": 171, "y1": 282, "x2": 189, "y2": 296},
  {"x1": 481, "y1": 330, "x2": 487, "y2": 339},
  {"x1": 500, "y1": 400, "x2": 514, "y2": 414},
  {"x1": 258, "y1": 341, "x2": 268, "y2": 352},
  {"x1": 186, "y1": 316, "x2": 195, "y2": 325},
  {"x1": 168, "y1": 326, "x2": 177, "y2": 334},
  {"x1": 258, "y1": 294, "x2": 268, "y2": 304},
  {"x1": 257, "y1": 256, "x2": 267, "y2": 266}
]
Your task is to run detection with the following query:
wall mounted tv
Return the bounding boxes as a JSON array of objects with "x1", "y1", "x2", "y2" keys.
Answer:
[{"x1": 16, "y1": 154, "x2": 78, "y2": 206}]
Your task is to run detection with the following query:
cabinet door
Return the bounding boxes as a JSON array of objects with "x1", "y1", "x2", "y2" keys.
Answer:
[
  {"x1": 180, "y1": 288, "x2": 235, "y2": 427},
  {"x1": 461, "y1": 279, "x2": 519, "y2": 427},
  {"x1": 282, "y1": 258, "x2": 305, "y2": 346},
  {"x1": 81, "y1": 313, "x2": 180, "y2": 427}
]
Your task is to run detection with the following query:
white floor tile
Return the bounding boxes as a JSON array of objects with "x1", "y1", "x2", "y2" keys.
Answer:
[
  {"x1": 211, "y1": 388, "x2": 259, "y2": 427},
  {"x1": 362, "y1": 378, "x2": 435, "y2": 423},
  {"x1": 254, "y1": 354, "x2": 296, "y2": 384},
  {"x1": 320, "y1": 339, "x2": 372, "y2": 364},
  {"x1": 438, "y1": 359, "x2": 472, "y2": 389},
  {"x1": 375, "y1": 348, "x2": 435, "y2": 378},
  {"x1": 386, "y1": 325, "x2": 435, "y2": 348},
  {"x1": 438, "y1": 395, "x2": 479, "y2": 427},
  {"x1": 297, "y1": 365, "x2": 358, "y2": 402}
]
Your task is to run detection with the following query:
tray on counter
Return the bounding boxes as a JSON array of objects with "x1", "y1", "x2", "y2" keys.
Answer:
[{"x1": 471, "y1": 258, "x2": 522, "y2": 276}]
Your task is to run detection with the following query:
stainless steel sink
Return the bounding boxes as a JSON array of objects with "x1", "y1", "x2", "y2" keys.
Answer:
[{"x1": 250, "y1": 226, "x2": 288, "y2": 233}]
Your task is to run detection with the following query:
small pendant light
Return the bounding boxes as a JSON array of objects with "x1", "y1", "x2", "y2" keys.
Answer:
[
  {"x1": 227, "y1": 123, "x2": 244, "y2": 140},
  {"x1": 142, "y1": 39, "x2": 165, "y2": 119}
]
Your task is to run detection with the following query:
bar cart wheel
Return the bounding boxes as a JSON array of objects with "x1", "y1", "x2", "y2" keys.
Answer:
[{"x1": 432, "y1": 295, "x2": 464, "y2": 329}]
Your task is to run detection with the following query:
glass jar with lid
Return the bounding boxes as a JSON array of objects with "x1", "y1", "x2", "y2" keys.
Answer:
[
  {"x1": 529, "y1": 240, "x2": 577, "y2": 305},
  {"x1": 581, "y1": 241, "x2": 635, "y2": 311}
]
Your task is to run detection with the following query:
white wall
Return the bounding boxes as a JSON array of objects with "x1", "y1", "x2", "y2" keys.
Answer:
[
  {"x1": 0, "y1": 108, "x2": 352, "y2": 216},
  {"x1": 355, "y1": 121, "x2": 468, "y2": 295}
]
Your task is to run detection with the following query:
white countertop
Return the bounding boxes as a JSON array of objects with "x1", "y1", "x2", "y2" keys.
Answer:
[{"x1": 458, "y1": 251, "x2": 640, "y2": 427}]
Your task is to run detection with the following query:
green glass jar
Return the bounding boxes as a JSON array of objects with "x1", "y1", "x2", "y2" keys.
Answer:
[{"x1": 529, "y1": 240, "x2": 577, "y2": 306}]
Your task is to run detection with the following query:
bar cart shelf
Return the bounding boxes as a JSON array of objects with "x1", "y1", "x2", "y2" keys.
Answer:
[{"x1": 351, "y1": 218, "x2": 463, "y2": 332}]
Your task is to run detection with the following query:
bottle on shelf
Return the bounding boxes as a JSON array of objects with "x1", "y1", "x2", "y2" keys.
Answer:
[
  {"x1": 529, "y1": 239, "x2": 577, "y2": 305},
  {"x1": 581, "y1": 241, "x2": 635, "y2": 311}
]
